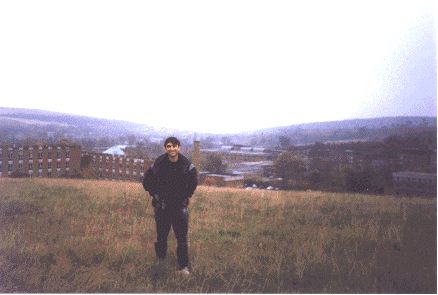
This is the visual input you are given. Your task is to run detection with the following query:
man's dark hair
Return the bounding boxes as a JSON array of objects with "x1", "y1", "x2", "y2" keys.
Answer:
[{"x1": 164, "y1": 136, "x2": 181, "y2": 147}]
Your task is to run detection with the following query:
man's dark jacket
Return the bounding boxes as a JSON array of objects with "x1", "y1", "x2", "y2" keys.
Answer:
[{"x1": 142, "y1": 153, "x2": 198, "y2": 209}]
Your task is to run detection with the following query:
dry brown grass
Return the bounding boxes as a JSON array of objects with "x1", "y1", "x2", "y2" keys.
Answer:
[{"x1": 0, "y1": 178, "x2": 435, "y2": 293}]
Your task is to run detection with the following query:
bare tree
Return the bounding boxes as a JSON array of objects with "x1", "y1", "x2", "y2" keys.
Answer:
[{"x1": 202, "y1": 154, "x2": 227, "y2": 174}]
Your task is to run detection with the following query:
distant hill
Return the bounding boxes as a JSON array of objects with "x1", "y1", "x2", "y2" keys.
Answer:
[
  {"x1": 255, "y1": 117, "x2": 436, "y2": 147},
  {"x1": 264, "y1": 117, "x2": 436, "y2": 131},
  {"x1": 207, "y1": 117, "x2": 437, "y2": 147},
  {"x1": 0, "y1": 107, "x2": 436, "y2": 147},
  {"x1": 0, "y1": 107, "x2": 180, "y2": 143}
]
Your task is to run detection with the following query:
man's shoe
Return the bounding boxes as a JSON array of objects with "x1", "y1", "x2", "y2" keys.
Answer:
[{"x1": 177, "y1": 266, "x2": 190, "y2": 275}]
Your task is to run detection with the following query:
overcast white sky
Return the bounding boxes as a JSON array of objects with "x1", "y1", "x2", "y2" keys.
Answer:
[{"x1": 0, "y1": 0, "x2": 436, "y2": 134}]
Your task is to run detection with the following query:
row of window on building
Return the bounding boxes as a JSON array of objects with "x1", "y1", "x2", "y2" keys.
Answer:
[
  {"x1": 0, "y1": 146, "x2": 71, "y2": 159},
  {"x1": 84, "y1": 153, "x2": 151, "y2": 180},
  {"x1": 0, "y1": 144, "x2": 80, "y2": 178},
  {"x1": 0, "y1": 160, "x2": 71, "y2": 172},
  {"x1": 392, "y1": 171, "x2": 436, "y2": 197}
]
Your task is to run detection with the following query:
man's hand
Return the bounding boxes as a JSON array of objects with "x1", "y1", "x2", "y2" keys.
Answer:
[
  {"x1": 153, "y1": 194, "x2": 160, "y2": 202},
  {"x1": 152, "y1": 194, "x2": 164, "y2": 208}
]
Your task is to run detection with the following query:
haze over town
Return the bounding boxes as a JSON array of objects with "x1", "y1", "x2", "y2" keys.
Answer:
[{"x1": 0, "y1": 0, "x2": 436, "y2": 134}]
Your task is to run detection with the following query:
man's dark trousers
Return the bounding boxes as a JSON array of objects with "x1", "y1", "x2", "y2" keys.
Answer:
[{"x1": 154, "y1": 206, "x2": 189, "y2": 268}]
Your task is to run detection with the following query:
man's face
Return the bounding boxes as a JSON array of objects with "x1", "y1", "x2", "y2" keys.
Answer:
[{"x1": 165, "y1": 142, "x2": 180, "y2": 158}]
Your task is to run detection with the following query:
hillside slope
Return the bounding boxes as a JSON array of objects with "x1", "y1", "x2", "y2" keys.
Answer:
[
  {"x1": 0, "y1": 178, "x2": 435, "y2": 293},
  {"x1": 0, "y1": 107, "x2": 159, "y2": 140}
]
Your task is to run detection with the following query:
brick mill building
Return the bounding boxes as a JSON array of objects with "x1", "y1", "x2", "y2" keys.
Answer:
[
  {"x1": 81, "y1": 152, "x2": 153, "y2": 181},
  {"x1": 0, "y1": 142, "x2": 81, "y2": 178},
  {"x1": 0, "y1": 140, "x2": 200, "y2": 183},
  {"x1": 0, "y1": 143, "x2": 154, "y2": 182}
]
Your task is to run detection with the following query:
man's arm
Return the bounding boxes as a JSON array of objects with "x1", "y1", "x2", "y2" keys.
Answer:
[
  {"x1": 142, "y1": 166, "x2": 157, "y2": 196},
  {"x1": 186, "y1": 164, "x2": 198, "y2": 198}
]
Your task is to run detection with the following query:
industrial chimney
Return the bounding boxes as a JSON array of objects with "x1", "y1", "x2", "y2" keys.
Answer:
[{"x1": 192, "y1": 139, "x2": 201, "y2": 171}]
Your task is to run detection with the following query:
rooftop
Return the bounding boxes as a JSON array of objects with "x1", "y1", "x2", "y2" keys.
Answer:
[{"x1": 103, "y1": 145, "x2": 128, "y2": 156}]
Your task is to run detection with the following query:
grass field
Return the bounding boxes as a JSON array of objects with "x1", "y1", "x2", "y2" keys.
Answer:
[{"x1": 0, "y1": 178, "x2": 436, "y2": 293}]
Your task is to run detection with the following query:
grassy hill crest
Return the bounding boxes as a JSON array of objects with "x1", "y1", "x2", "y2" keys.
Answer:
[{"x1": 0, "y1": 177, "x2": 435, "y2": 293}]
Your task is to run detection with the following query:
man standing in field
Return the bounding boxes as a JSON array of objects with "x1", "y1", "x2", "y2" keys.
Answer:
[{"x1": 142, "y1": 137, "x2": 198, "y2": 275}]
